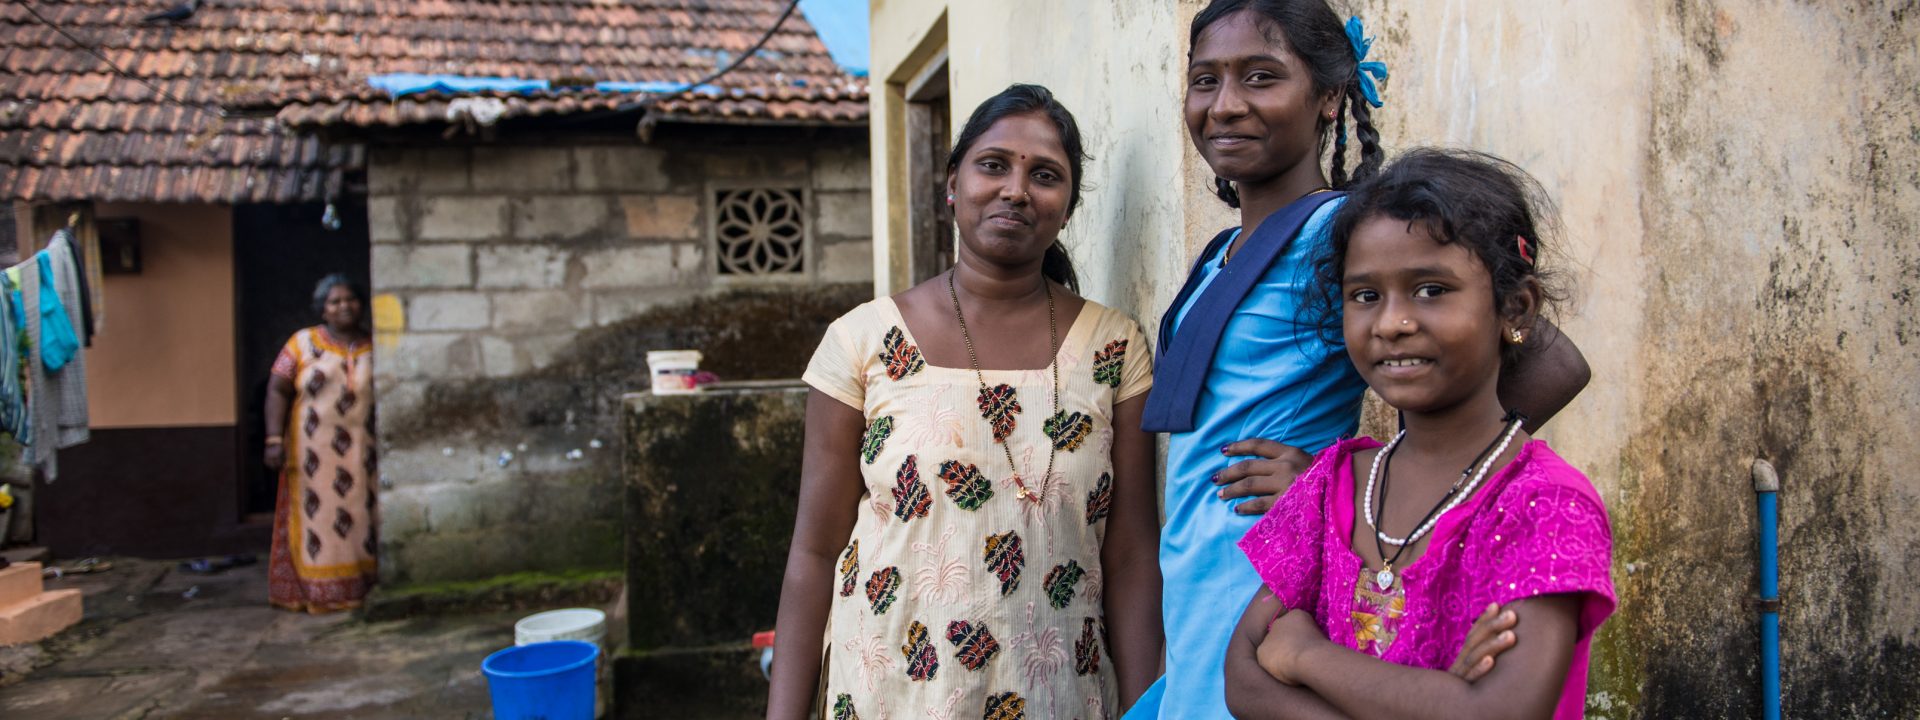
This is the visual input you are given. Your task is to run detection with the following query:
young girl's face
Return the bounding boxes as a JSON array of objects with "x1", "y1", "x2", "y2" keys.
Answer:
[
  {"x1": 1184, "y1": 11, "x2": 1339, "y2": 187},
  {"x1": 1340, "y1": 216, "x2": 1511, "y2": 414}
]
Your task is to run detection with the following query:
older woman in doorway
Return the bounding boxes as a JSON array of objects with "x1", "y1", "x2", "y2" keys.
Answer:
[{"x1": 263, "y1": 273, "x2": 377, "y2": 613}]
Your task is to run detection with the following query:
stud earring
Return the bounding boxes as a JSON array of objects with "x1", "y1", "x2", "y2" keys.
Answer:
[
  {"x1": 946, "y1": 194, "x2": 954, "y2": 205},
  {"x1": 1508, "y1": 328, "x2": 1526, "y2": 344}
]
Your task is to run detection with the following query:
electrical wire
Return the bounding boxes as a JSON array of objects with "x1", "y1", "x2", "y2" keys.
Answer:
[
  {"x1": 614, "y1": 0, "x2": 803, "y2": 114},
  {"x1": 9, "y1": 0, "x2": 227, "y2": 118}
]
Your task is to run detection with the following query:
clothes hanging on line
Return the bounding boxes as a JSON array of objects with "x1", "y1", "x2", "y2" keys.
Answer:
[
  {"x1": 15, "y1": 230, "x2": 92, "y2": 480},
  {"x1": 0, "y1": 274, "x2": 29, "y2": 447},
  {"x1": 63, "y1": 235, "x2": 95, "y2": 347}
]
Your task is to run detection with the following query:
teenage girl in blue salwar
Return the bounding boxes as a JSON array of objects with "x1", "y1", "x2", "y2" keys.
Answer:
[{"x1": 1126, "y1": 2, "x2": 1593, "y2": 717}]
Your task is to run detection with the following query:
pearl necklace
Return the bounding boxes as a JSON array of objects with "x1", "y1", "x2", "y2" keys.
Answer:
[{"x1": 1363, "y1": 416, "x2": 1525, "y2": 549}]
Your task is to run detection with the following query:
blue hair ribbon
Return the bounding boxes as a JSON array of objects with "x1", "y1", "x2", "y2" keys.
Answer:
[{"x1": 1345, "y1": 17, "x2": 1389, "y2": 108}]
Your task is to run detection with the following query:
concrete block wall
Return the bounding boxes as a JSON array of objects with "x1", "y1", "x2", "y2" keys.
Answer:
[{"x1": 366, "y1": 139, "x2": 873, "y2": 585}]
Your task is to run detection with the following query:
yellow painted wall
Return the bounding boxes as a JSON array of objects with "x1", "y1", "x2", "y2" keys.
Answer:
[{"x1": 87, "y1": 202, "x2": 236, "y2": 428}]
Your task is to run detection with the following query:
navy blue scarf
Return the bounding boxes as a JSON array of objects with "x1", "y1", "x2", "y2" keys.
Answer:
[{"x1": 1142, "y1": 191, "x2": 1345, "y2": 433}]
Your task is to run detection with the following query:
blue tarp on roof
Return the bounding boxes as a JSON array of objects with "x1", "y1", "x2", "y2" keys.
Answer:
[
  {"x1": 797, "y1": 0, "x2": 869, "y2": 77},
  {"x1": 369, "y1": 73, "x2": 549, "y2": 96},
  {"x1": 594, "y1": 81, "x2": 721, "y2": 94},
  {"x1": 369, "y1": 74, "x2": 723, "y2": 97}
]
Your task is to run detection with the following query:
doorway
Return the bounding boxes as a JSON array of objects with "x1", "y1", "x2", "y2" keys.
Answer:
[
  {"x1": 234, "y1": 199, "x2": 370, "y2": 519},
  {"x1": 904, "y1": 53, "x2": 952, "y2": 285}
]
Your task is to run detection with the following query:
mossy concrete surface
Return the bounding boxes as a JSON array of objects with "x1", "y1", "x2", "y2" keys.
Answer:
[
  {"x1": 614, "y1": 646, "x2": 766, "y2": 720},
  {"x1": 623, "y1": 384, "x2": 808, "y2": 652},
  {"x1": 617, "y1": 384, "x2": 808, "y2": 717},
  {"x1": 361, "y1": 568, "x2": 622, "y2": 621},
  {"x1": 376, "y1": 285, "x2": 867, "y2": 587}
]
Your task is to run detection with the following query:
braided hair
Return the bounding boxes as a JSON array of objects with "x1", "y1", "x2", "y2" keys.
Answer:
[{"x1": 1191, "y1": 0, "x2": 1386, "y2": 208}]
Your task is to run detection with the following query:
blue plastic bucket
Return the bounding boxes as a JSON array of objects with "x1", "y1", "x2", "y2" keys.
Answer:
[{"x1": 482, "y1": 639, "x2": 599, "y2": 720}]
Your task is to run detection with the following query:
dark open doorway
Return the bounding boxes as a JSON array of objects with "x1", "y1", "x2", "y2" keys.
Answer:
[
  {"x1": 234, "y1": 199, "x2": 371, "y2": 519},
  {"x1": 905, "y1": 52, "x2": 953, "y2": 285}
]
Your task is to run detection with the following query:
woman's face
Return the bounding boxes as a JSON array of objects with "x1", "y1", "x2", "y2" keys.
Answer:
[
  {"x1": 946, "y1": 112, "x2": 1073, "y2": 269},
  {"x1": 322, "y1": 285, "x2": 363, "y2": 329},
  {"x1": 1185, "y1": 11, "x2": 1339, "y2": 187}
]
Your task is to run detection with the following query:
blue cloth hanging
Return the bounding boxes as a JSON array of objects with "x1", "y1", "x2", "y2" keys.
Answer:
[{"x1": 36, "y1": 252, "x2": 79, "y2": 372}]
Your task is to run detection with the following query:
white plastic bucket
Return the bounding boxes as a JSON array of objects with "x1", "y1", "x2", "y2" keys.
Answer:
[
  {"x1": 646, "y1": 350, "x2": 703, "y2": 395},
  {"x1": 516, "y1": 609, "x2": 609, "y2": 718}
]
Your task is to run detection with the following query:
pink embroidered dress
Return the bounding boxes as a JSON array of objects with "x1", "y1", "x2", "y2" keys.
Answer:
[{"x1": 1238, "y1": 438, "x2": 1615, "y2": 720}]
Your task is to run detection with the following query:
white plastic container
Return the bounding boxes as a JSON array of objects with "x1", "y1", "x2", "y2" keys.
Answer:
[
  {"x1": 646, "y1": 350, "x2": 704, "y2": 395},
  {"x1": 516, "y1": 608, "x2": 609, "y2": 718}
]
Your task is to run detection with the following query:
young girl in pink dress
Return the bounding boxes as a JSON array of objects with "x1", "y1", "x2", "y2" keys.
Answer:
[{"x1": 1224, "y1": 149, "x2": 1615, "y2": 720}]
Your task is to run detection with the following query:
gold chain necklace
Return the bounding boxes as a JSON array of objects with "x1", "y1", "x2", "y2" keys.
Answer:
[{"x1": 948, "y1": 269, "x2": 1058, "y2": 504}]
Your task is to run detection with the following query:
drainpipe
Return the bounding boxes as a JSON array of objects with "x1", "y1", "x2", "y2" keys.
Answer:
[{"x1": 1751, "y1": 459, "x2": 1781, "y2": 720}]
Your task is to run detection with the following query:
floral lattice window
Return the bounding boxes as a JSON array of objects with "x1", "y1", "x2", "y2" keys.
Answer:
[{"x1": 713, "y1": 188, "x2": 808, "y2": 276}]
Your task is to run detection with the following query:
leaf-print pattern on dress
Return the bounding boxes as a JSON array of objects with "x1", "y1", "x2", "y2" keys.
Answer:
[
  {"x1": 1085, "y1": 472, "x2": 1112, "y2": 526},
  {"x1": 838, "y1": 540, "x2": 859, "y2": 597},
  {"x1": 865, "y1": 566, "x2": 902, "y2": 615},
  {"x1": 1073, "y1": 617, "x2": 1102, "y2": 676},
  {"x1": 1092, "y1": 339, "x2": 1128, "y2": 388},
  {"x1": 944, "y1": 620, "x2": 1002, "y2": 671},
  {"x1": 938, "y1": 460, "x2": 994, "y2": 510},
  {"x1": 983, "y1": 692, "x2": 1027, "y2": 720},
  {"x1": 860, "y1": 416, "x2": 894, "y2": 464},
  {"x1": 891, "y1": 455, "x2": 931, "y2": 522},
  {"x1": 1042, "y1": 410, "x2": 1093, "y2": 452},
  {"x1": 832, "y1": 693, "x2": 860, "y2": 720},
  {"x1": 975, "y1": 384, "x2": 1021, "y2": 444},
  {"x1": 1043, "y1": 560, "x2": 1085, "y2": 609},
  {"x1": 983, "y1": 531, "x2": 1025, "y2": 596},
  {"x1": 901, "y1": 620, "x2": 940, "y2": 681},
  {"x1": 879, "y1": 326, "x2": 927, "y2": 381}
]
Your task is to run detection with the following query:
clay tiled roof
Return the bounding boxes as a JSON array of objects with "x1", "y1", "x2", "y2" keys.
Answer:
[
  {"x1": 273, "y1": 85, "x2": 868, "y2": 129},
  {"x1": 0, "y1": 0, "x2": 867, "y2": 203}
]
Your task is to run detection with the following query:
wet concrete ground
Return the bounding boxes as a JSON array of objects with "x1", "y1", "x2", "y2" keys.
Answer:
[{"x1": 0, "y1": 557, "x2": 519, "y2": 719}]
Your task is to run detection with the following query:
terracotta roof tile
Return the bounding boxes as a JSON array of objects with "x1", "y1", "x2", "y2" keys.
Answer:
[{"x1": 3, "y1": 0, "x2": 866, "y2": 203}]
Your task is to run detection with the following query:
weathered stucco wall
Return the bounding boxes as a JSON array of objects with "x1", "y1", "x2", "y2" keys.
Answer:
[
  {"x1": 867, "y1": 0, "x2": 1226, "y2": 327},
  {"x1": 870, "y1": 0, "x2": 1920, "y2": 716},
  {"x1": 369, "y1": 134, "x2": 874, "y2": 585},
  {"x1": 1350, "y1": 1, "x2": 1920, "y2": 715}
]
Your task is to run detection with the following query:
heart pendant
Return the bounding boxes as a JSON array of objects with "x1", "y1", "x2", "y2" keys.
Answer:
[{"x1": 1375, "y1": 568, "x2": 1395, "y2": 590}]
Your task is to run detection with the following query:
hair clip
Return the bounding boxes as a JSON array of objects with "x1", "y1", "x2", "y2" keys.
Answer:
[
  {"x1": 1345, "y1": 17, "x2": 1389, "y2": 109},
  {"x1": 1516, "y1": 235, "x2": 1535, "y2": 265}
]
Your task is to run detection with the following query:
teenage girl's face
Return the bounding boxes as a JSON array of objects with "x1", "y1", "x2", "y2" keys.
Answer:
[
  {"x1": 947, "y1": 112, "x2": 1073, "y2": 269},
  {"x1": 1341, "y1": 217, "x2": 1518, "y2": 414},
  {"x1": 322, "y1": 285, "x2": 363, "y2": 330},
  {"x1": 1185, "y1": 11, "x2": 1340, "y2": 187}
]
